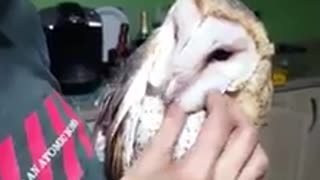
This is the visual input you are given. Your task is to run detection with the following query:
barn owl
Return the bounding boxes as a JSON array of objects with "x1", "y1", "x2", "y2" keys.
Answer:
[{"x1": 94, "y1": 0, "x2": 275, "y2": 179}]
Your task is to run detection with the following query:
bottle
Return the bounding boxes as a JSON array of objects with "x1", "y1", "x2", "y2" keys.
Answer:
[
  {"x1": 134, "y1": 10, "x2": 150, "y2": 48},
  {"x1": 116, "y1": 23, "x2": 130, "y2": 58},
  {"x1": 114, "y1": 23, "x2": 130, "y2": 67}
]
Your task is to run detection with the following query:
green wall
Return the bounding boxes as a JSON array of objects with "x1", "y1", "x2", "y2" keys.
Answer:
[
  {"x1": 32, "y1": 0, "x2": 318, "y2": 43},
  {"x1": 244, "y1": 0, "x2": 318, "y2": 43}
]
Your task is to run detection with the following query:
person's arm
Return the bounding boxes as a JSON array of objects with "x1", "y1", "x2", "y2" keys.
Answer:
[
  {"x1": 0, "y1": 90, "x2": 105, "y2": 180},
  {"x1": 0, "y1": 0, "x2": 105, "y2": 179}
]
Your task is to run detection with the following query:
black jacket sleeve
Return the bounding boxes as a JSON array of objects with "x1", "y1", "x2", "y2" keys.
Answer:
[
  {"x1": 0, "y1": 0, "x2": 60, "y2": 90},
  {"x1": 0, "y1": 1, "x2": 105, "y2": 179}
]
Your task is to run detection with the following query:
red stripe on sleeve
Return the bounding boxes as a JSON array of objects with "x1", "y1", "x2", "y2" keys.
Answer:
[
  {"x1": 0, "y1": 136, "x2": 21, "y2": 180},
  {"x1": 53, "y1": 91, "x2": 93, "y2": 159},
  {"x1": 24, "y1": 112, "x2": 53, "y2": 180},
  {"x1": 44, "y1": 96, "x2": 83, "y2": 180}
]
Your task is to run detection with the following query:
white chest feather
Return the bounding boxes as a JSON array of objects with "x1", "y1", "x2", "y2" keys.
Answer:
[{"x1": 122, "y1": 96, "x2": 206, "y2": 170}]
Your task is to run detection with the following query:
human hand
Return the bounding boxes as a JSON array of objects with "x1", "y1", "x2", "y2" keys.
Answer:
[{"x1": 121, "y1": 91, "x2": 269, "y2": 180}]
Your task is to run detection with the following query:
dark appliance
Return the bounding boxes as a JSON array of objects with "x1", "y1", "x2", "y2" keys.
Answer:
[{"x1": 40, "y1": 2, "x2": 103, "y2": 95}]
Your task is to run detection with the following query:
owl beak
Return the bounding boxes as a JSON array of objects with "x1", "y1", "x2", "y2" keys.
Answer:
[{"x1": 163, "y1": 77, "x2": 191, "y2": 104}]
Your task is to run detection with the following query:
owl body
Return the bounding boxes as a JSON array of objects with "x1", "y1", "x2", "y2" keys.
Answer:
[{"x1": 94, "y1": 0, "x2": 275, "y2": 179}]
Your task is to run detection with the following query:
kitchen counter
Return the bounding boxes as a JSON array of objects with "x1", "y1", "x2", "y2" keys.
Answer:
[
  {"x1": 275, "y1": 77, "x2": 320, "y2": 93},
  {"x1": 63, "y1": 82, "x2": 114, "y2": 122}
]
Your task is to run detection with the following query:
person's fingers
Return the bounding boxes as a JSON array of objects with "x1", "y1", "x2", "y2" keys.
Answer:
[
  {"x1": 212, "y1": 124, "x2": 259, "y2": 179},
  {"x1": 177, "y1": 91, "x2": 235, "y2": 179},
  {"x1": 139, "y1": 103, "x2": 186, "y2": 165},
  {"x1": 151, "y1": 102, "x2": 187, "y2": 152},
  {"x1": 237, "y1": 144, "x2": 269, "y2": 180},
  {"x1": 227, "y1": 96, "x2": 254, "y2": 127}
]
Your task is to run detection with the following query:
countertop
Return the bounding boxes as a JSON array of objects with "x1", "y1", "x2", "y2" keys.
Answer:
[{"x1": 275, "y1": 77, "x2": 320, "y2": 93}]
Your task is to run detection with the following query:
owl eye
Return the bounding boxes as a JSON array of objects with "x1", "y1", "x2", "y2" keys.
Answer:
[{"x1": 206, "y1": 48, "x2": 234, "y2": 63}]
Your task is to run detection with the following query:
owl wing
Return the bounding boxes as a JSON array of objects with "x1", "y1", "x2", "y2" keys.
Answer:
[
  {"x1": 93, "y1": 50, "x2": 150, "y2": 179},
  {"x1": 93, "y1": 36, "x2": 152, "y2": 152},
  {"x1": 93, "y1": 26, "x2": 173, "y2": 179}
]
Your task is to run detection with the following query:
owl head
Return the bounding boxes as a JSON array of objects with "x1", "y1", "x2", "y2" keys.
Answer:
[{"x1": 119, "y1": 0, "x2": 275, "y2": 125}]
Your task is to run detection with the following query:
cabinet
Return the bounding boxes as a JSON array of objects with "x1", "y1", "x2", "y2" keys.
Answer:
[
  {"x1": 260, "y1": 91, "x2": 311, "y2": 180},
  {"x1": 260, "y1": 88, "x2": 320, "y2": 180},
  {"x1": 296, "y1": 89, "x2": 320, "y2": 180}
]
